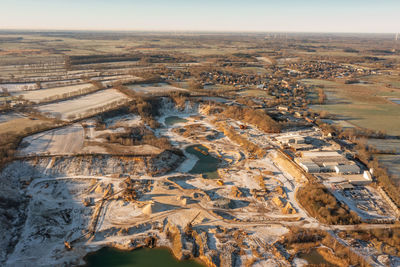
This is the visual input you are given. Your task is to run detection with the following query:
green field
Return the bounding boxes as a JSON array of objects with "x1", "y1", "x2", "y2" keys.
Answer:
[
  {"x1": 367, "y1": 139, "x2": 400, "y2": 153},
  {"x1": 305, "y1": 78, "x2": 400, "y2": 135},
  {"x1": 376, "y1": 155, "x2": 400, "y2": 182},
  {"x1": 238, "y1": 67, "x2": 270, "y2": 75},
  {"x1": 237, "y1": 89, "x2": 272, "y2": 98}
]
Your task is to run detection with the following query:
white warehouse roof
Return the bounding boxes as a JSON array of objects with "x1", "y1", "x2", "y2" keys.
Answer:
[
  {"x1": 299, "y1": 162, "x2": 320, "y2": 173},
  {"x1": 302, "y1": 151, "x2": 341, "y2": 158},
  {"x1": 335, "y1": 164, "x2": 360, "y2": 174}
]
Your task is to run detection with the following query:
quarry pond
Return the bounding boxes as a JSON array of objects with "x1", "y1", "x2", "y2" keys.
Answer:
[
  {"x1": 298, "y1": 248, "x2": 338, "y2": 267},
  {"x1": 185, "y1": 145, "x2": 219, "y2": 179},
  {"x1": 165, "y1": 115, "x2": 188, "y2": 126},
  {"x1": 84, "y1": 247, "x2": 204, "y2": 267}
]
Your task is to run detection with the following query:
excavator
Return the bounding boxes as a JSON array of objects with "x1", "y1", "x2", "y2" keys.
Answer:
[
  {"x1": 64, "y1": 241, "x2": 72, "y2": 250},
  {"x1": 184, "y1": 212, "x2": 201, "y2": 236}
]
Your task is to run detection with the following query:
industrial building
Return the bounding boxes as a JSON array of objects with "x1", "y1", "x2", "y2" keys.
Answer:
[
  {"x1": 328, "y1": 171, "x2": 373, "y2": 185},
  {"x1": 295, "y1": 150, "x2": 361, "y2": 174},
  {"x1": 276, "y1": 134, "x2": 305, "y2": 145},
  {"x1": 275, "y1": 134, "x2": 314, "y2": 151},
  {"x1": 296, "y1": 158, "x2": 321, "y2": 173},
  {"x1": 334, "y1": 164, "x2": 361, "y2": 174}
]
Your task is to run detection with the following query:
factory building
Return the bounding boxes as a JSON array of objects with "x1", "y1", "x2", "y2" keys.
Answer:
[
  {"x1": 328, "y1": 171, "x2": 373, "y2": 185},
  {"x1": 334, "y1": 164, "x2": 361, "y2": 174},
  {"x1": 276, "y1": 134, "x2": 305, "y2": 145},
  {"x1": 295, "y1": 150, "x2": 361, "y2": 174},
  {"x1": 297, "y1": 160, "x2": 320, "y2": 173}
]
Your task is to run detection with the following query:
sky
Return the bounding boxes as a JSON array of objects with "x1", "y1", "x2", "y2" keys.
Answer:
[{"x1": 0, "y1": 0, "x2": 399, "y2": 33}]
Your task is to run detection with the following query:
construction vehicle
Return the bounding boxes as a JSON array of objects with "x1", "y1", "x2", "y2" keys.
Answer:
[
  {"x1": 217, "y1": 180, "x2": 224, "y2": 186},
  {"x1": 185, "y1": 212, "x2": 201, "y2": 235},
  {"x1": 194, "y1": 146, "x2": 202, "y2": 152},
  {"x1": 239, "y1": 124, "x2": 248, "y2": 130},
  {"x1": 64, "y1": 241, "x2": 72, "y2": 250},
  {"x1": 194, "y1": 146, "x2": 209, "y2": 156}
]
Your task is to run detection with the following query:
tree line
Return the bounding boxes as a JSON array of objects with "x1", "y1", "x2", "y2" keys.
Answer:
[{"x1": 219, "y1": 105, "x2": 282, "y2": 133}]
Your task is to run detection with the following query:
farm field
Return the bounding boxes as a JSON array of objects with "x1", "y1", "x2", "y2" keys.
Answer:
[
  {"x1": 127, "y1": 83, "x2": 187, "y2": 95},
  {"x1": 0, "y1": 117, "x2": 53, "y2": 135},
  {"x1": 321, "y1": 119, "x2": 356, "y2": 129},
  {"x1": 305, "y1": 79, "x2": 400, "y2": 135},
  {"x1": 376, "y1": 154, "x2": 400, "y2": 182},
  {"x1": 202, "y1": 83, "x2": 238, "y2": 92},
  {"x1": 256, "y1": 56, "x2": 274, "y2": 64},
  {"x1": 237, "y1": 89, "x2": 272, "y2": 98},
  {"x1": 91, "y1": 74, "x2": 138, "y2": 82},
  {"x1": 71, "y1": 61, "x2": 140, "y2": 70},
  {"x1": 0, "y1": 112, "x2": 24, "y2": 123},
  {"x1": 361, "y1": 74, "x2": 400, "y2": 90},
  {"x1": 0, "y1": 83, "x2": 37, "y2": 92},
  {"x1": 16, "y1": 83, "x2": 95, "y2": 103},
  {"x1": 312, "y1": 103, "x2": 400, "y2": 135},
  {"x1": 37, "y1": 89, "x2": 129, "y2": 121},
  {"x1": 367, "y1": 139, "x2": 400, "y2": 154},
  {"x1": 18, "y1": 124, "x2": 84, "y2": 156}
]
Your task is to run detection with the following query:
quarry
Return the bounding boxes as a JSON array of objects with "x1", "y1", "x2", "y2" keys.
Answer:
[
  {"x1": 1, "y1": 98, "x2": 305, "y2": 266},
  {"x1": 1, "y1": 95, "x2": 397, "y2": 266}
]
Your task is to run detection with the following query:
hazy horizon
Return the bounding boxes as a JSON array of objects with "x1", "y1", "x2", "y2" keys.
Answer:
[{"x1": 1, "y1": 0, "x2": 399, "y2": 33}]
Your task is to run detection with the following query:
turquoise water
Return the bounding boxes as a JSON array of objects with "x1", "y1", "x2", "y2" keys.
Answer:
[
  {"x1": 185, "y1": 145, "x2": 219, "y2": 179},
  {"x1": 298, "y1": 249, "x2": 338, "y2": 267},
  {"x1": 84, "y1": 247, "x2": 204, "y2": 267},
  {"x1": 165, "y1": 116, "x2": 188, "y2": 126}
]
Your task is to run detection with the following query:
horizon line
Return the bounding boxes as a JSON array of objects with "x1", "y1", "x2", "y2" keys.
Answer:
[{"x1": 0, "y1": 28, "x2": 398, "y2": 35}]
